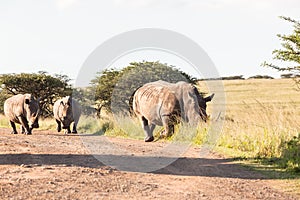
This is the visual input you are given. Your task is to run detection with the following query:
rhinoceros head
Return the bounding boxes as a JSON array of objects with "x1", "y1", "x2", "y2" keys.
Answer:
[
  {"x1": 59, "y1": 97, "x2": 73, "y2": 127},
  {"x1": 197, "y1": 92, "x2": 214, "y2": 122},
  {"x1": 24, "y1": 94, "x2": 40, "y2": 130}
]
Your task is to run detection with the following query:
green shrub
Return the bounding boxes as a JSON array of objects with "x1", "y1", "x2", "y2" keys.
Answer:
[{"x1": 279, "y1": 133, "x2": 300, "y2": 172}]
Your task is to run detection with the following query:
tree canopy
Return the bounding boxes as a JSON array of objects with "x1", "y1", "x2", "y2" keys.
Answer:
[
  {"x1": 0, "y1": 72, "x2": 72, "y2": 117},
  {"x1": 262, "y1": 16, "x2": 300, "y2": 86}
]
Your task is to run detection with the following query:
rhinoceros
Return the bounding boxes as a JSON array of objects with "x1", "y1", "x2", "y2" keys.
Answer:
[
  {"x1": 132, "y1": 80, "x2": 214, "y2": 142},
  {"x1": 4, "y1": 94, "x2": 40, "y2": 135},
  {"x1": 53, "y1": 96, "x2": 81, "y2": 134}
]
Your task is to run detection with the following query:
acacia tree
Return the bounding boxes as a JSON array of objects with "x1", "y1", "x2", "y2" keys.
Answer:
[
  {"x1": 0, "y1": 72, "x2": 72, "y2": 117},
  {"x1": 91, "y1": 61, "x2": 197, "y2": 116},
  {"x1": 262, "y1": 16, "x2": 300, "y2": 87}
]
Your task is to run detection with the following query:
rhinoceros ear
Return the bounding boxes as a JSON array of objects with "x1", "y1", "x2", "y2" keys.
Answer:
[
  {"x1": 204, "y1": 93, "x2": 215, "y2": 102},
  {"x1": 25, "y1": 99, "x2": 30, "y2": 104}
]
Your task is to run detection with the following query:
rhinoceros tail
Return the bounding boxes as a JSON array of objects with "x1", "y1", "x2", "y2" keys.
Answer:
[{"x1": 129, "y1": 86, "x2": 142, "y2": 116}]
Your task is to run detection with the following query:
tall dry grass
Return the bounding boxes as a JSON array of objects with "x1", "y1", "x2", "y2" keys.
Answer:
[
  {"x1": 217, "y1": 102, "x2": 299, "y2": 158},
  {"x1": 199, "y1": 79, "x2": 300, "y2": 161}
]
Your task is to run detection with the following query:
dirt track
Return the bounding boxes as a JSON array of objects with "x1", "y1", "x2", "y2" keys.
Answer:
[{"x1": 0, "y1": 127, "x2": 298, "y2": 200}]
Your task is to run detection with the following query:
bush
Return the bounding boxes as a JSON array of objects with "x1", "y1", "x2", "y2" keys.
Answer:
[
  {"x1": 279, "y1": 133, "x2": 300, "y2": 172},
  {"x1": 221, "y1": 75, "x2": 245, "y2": 80},
  {"x1": 281, "y1": 73, "x2": 294, "y2": 79},
  {"x1": 248, "y1": 75, "x2": 274, "y2": 79}
]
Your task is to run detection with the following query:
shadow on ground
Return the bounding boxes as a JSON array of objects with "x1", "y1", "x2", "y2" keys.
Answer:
[{"x1": 0, "y1": 153, "x2": 270, "y2": 179}]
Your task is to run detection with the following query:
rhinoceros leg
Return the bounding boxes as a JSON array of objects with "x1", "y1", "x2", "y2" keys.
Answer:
[
  {"x1": 71, "y1": 122, "x2": 78, "y2": 134},
  {"x1": 148, "y1": 124, "x2": 156, "y2": 140},
  {"x1": 9, "y1": 121, "x2": 18, "y2": 134},
  {"x1": 20, "y1": 125, "x2": 25, "y2": 134},
  {"x1": 65, "y1": 126, "x2": 71, "y2": 134},
  {"x1": 18, "y1": 116, "x2": 31, "y2": 135},
  {"x1": 72, "y1": 119, "x2": 78, "y2": 133},
  {"x1": 161, "y1": 116, "x2": 174, "y2": 137},
  {"x1": 56, "y1": 119, "x2": 62, "y2": 132},
  {"x1": 141, "y1": 117, "x2": 154, "y2": 142}
]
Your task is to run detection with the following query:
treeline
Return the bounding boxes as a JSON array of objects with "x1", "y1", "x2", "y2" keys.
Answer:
[
  {"x1": 200, "y1": 74, "x2": 300, "y2": 81},
  {"x1": 280, "y1": 73, "x2": 300, "y2": 79}
]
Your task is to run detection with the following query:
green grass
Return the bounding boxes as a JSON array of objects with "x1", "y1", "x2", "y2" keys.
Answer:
[
  {"x1": 37, "y1": 117, "x2": 56, "y2": 130},
  {"x1": 77, "y1": 115, "x2": 104, "y2": 135},
  {"x1": 0, "y1": 114, "x2": 9, "y2": 128},
  {"x1": 0, "y1": 114, "x2": 102, "y2": 133},
  {"x1": 0, "y1": 114, "x2": 57, "y2": 131}
]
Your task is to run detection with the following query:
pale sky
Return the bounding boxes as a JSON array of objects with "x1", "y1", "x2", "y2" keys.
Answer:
[{"x1": 1, "y1": 0, "x2": 300, "y2": 85}]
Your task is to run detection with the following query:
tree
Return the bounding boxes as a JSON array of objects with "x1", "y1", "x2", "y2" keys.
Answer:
[
  {"x1": 72, "y1": 87, "x2": 98, "y2": 116},
  {"x1": 0, "y1": 89, "x2": 10, "y2": 114},
  {"x1": 91, "y1": 61, "x2": 197, "y2": 116},
  {"x1": 262, "y1": 16, "x2": 300, "y2": 87},
  {"x1": 281, "y1": 73, "x2": 294, "y2": 79},
  {"x1": 248, "y1": 75, "x2": 274, "y2": 79},
  {"x1": 0, "y1": 72, "x2": 72, "y2": 117},
  {"x1": 90, "y1": 68, "x2": 120, "y2": 115},
  {"x1": 221, "y1": 75, "x2": 245, "y2": 80}
]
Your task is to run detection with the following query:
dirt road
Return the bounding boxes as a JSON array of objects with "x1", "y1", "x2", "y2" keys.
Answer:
[{"x1": 0, "y1": 128, "x2": 298, "y2": 199}]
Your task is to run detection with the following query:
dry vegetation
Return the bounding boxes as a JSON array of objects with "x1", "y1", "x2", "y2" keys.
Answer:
[{"x1": 199, "y1": 78, "x2": 300, "y2": 169}]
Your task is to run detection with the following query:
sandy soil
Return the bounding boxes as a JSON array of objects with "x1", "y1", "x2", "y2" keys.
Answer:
[{"x1": 0, "y1": 127, "x2": 298, "y2": 200}]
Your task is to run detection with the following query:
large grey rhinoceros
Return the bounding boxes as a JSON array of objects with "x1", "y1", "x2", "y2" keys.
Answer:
[
  {"x1": 53, "y1": 96, "x2": 81, "y2": 134},
  {"x1": 4, "y1": 94, "x2": 40, "y2": 135},
  {"x1": 132, "y1": 80, "x2": 214, "y2": 142}
]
